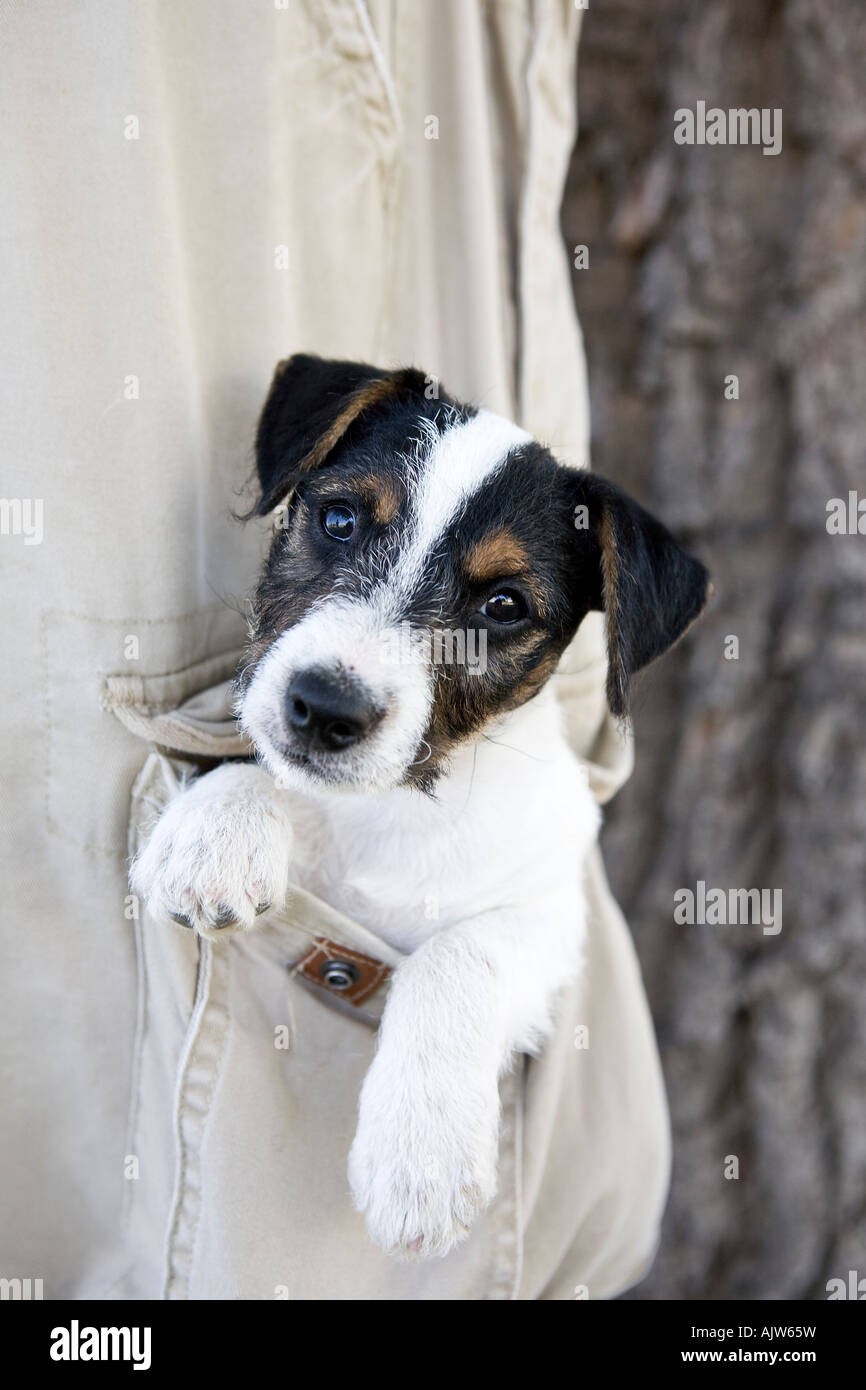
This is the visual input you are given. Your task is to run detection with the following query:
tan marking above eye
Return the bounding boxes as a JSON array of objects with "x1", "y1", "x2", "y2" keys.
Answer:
[
  {"x1": 464, "y1": 529, "x2": 530, "y2": 583},
  {"x1": 355, "y1": 474, "x2": 402, "y2": 525}
]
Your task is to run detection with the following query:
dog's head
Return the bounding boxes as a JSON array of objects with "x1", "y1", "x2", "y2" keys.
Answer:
[{"x1": 237, "y1": 355, "x2": 711, "y2": 793}]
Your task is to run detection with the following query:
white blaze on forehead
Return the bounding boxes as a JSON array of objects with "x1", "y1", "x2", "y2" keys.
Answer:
[
  {"x1": 383, "y1": 409, "x2": 532, "y2": 613},
  {"x1": 412, "y1": 409, "x2": 532, "y2": 550}
]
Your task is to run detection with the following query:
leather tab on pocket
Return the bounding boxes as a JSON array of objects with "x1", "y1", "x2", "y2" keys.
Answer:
[{"x1": 293, "y1": 938, "x2": 392, "y2": 1007}]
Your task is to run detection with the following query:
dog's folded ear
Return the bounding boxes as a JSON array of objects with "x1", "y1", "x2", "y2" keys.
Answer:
[
  {"x1": 254, "y1": 354, "x2": 427, "y2": 515},
  {"x1": 573, "y1": 473, "x2": 712, "y2": 716}
]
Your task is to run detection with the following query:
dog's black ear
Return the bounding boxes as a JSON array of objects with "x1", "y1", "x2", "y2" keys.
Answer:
[
  {"x1": 254, "y1": 354, "x2": 427, "y2": 515},
  {"x1": 572, "y1": 473, "x2": 712, "y2": 716}
]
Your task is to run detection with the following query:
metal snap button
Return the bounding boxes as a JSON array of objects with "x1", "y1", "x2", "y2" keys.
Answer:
[{"x1": 319, "y1": 958, "x2": 360, "y2": 991}]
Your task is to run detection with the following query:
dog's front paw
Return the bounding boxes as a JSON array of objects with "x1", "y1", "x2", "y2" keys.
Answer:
[
  {"x1": 131, "y1": 764, "x2": 293, "y2": 936},
  {"x1": 348, "y1": 1054, "x2": 500, "y2": 1259}
]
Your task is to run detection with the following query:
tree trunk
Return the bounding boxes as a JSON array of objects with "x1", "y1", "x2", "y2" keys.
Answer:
[{"x1": 563, "y1": 0, "x2": 866, "y2": 1299}]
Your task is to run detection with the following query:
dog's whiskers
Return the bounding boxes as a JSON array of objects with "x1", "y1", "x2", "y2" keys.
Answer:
[{"x1": 481, "y1": 732, "x2": 549, "y2": 763}]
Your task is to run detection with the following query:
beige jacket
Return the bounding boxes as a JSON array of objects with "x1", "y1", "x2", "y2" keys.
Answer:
[{"x1": 0, "y1": 0, "x2": 668, "y2": 1299}]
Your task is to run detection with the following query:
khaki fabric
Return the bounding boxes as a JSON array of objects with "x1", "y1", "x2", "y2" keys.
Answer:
[{"x1": 0, "y1": 0, "x2": 667, "y2": 1299}]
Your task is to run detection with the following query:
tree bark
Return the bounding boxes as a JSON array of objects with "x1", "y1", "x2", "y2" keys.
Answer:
[{"x1": 563, "y1": 0, "x2": 866, "y2": 1299}]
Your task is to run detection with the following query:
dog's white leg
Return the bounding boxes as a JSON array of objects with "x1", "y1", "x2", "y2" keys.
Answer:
[
  {"x1": 348, "y1": 897, "x2": 583, "y2": 1258},
  {"x1": 131, "y1": 762, "x2": 294, "y2": 936}
]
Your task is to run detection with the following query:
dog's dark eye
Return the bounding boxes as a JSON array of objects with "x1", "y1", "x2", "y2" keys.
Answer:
[
  {"x1": 481, "y1": 590, "x2": 527, "y2": 624},
  {"x1": 321, "y1": 503, "x2": 356, "y2": 541}
]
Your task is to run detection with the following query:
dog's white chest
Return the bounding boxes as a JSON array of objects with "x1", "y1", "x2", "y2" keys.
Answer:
[{"x1": 286, "y1": 691, "x2": 600, "y2": 954}]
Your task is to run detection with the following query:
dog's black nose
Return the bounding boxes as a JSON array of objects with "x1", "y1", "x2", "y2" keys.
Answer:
[{"x1": 285, "y1": 670, "x2": 380, "y2": 752}]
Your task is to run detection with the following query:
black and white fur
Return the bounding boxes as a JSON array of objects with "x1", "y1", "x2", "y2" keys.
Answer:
[{"x1": 133, "y1": 355, "x2": 710, "y2": 1258}]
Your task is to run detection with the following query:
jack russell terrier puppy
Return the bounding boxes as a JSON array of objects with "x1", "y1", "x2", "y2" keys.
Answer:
[{"x1": 132, "y1": 354, "x2": 710, "y2": 1259}]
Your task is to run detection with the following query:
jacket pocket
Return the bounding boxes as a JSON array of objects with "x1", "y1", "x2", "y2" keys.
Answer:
[
  {"x1": 109, "y1": 663, "x2": 523, "y2": 1300},
  {"x1": 104, "y1": 652, "x2": 250, "y2": 1296}
]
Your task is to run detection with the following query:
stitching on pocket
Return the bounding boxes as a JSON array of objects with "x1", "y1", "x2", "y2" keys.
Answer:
[
  {"x1": 162, "y1": 939, "x2": 230, "y2": 1300},
  {"x1": 480, "y1": 1063, "x2": 525, "y2": 1300},
  {"x1": 122, "y1": 751, "x2": 202, "y2": 1296}
]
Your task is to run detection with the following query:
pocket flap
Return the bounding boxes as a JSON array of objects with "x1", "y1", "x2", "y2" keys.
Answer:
[{"x1": 102, "y1": 649, "x2": 251, "y2": 758}]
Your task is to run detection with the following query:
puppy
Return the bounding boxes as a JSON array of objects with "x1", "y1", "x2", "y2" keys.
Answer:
[{"x1": 132, "y1": 354, "x2": 710, "y2": 1258}]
